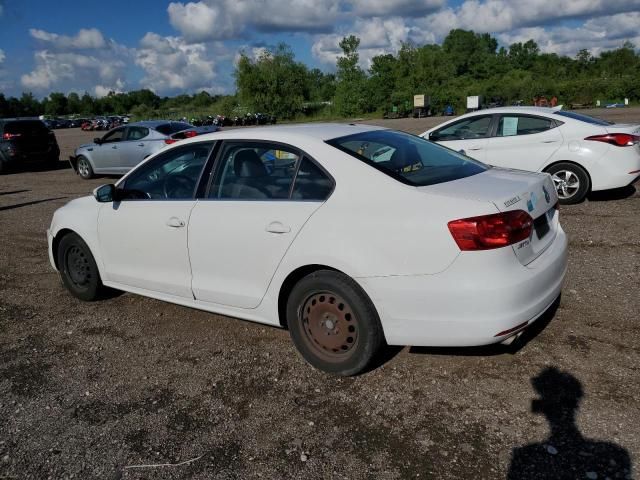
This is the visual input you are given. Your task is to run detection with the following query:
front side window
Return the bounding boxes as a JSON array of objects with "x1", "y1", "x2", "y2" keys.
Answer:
[
  {"x1": 431, "y1": 116, "x2": 493, "y2": 141},
  {"x1": 210, "y1": 143, "x2": 301, "y2": 200},
  {"x1": 497, "y1": 115, "x2": 555, "y2": 137},
  {"x1": 328, "y1": 130, "x2": 487, "y2": 187},
  {"x1": 126, "y1": 127, "x2": 149, "y2": 141},
  {"x1": 122, "y1": 142, "x2": 214, "y2": 199},
  {"x1": 102, "y1": 128, "x2": 125, "y2": 143}
]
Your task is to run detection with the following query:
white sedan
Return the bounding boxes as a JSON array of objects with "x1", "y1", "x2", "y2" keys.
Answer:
[
  {"x1": 422, "y1": 107, "x2": 640, "y2": 204},
  {"x1": 48, "y1": 124, "x2": 567, "y2": 375}
]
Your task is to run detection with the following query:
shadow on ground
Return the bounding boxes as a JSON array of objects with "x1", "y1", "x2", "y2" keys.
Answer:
[
  {"x1": 588, "y1": 184, "x2": 637, "y2": 202},
  {"x1": 507, "y1": 367, "x2": 632, "y2": 479}
]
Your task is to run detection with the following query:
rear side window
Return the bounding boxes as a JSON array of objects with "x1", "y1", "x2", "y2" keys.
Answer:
[
  {"x1": 126, "y1": 127, "x2": 149, "y2": 140},
  {"x1": 497, "y1": 115, "x2": 555, "y2": 137},
  {"x1": 431, "y1": 116, "x2": 493, "y2": 141},
  {"x1": 554, "y1": 110, "x2": 612, "y2": 126},
  {"x1": 4, "y1": 120, "x2": 49, "y2": 135},
  {"x1": 291, "y1": 157, "x2": 333, "y2": 200},
  {"x1": 328, "y1": 130, "x2": 487, "y2": 187}
]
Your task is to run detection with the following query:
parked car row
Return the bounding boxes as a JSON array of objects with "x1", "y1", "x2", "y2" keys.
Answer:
[{"x1": 70, "y1": 120, "x2": 219, "y2": 178}]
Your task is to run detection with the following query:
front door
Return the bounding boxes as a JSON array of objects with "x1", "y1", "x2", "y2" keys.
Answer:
[
  {"x1": 97, "y1": 142, "x2": 215, "y2": 297},
  {"x1": 188, "y1": 142, "x2": 333, "y2": 309},
  {"x1": 92, "y1": 127, "x2": 126, "y2": 172}
]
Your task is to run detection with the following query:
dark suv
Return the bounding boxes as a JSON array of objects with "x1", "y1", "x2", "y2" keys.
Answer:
[{"x1": 0, "y1": 118, "x2": 61, "y2": 173}]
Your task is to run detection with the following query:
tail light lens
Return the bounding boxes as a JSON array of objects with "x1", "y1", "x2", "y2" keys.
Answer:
[
  {"x1": 585, "y1": 133, "x2": 640, "y2": 147},
  {"x1": 2, "y1": 132, "x2": 22, "y2": 140},
  {"x1": 164, "y1": 138, "x2": 178, "y2": 145},
  {"x1": 448, "y1": 210, "x2": 533, "y2": 251},
  {"x1": 183, "y1": 130, "x2": 197, "y2": 138}
]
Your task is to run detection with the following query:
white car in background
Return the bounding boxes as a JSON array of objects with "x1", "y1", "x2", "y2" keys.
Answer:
[
  {"x1": 48, "y1": 124, "x2": 567, "y2": 375},
  {"x1": 422, "y1": 107, "x2": 640, "y2": 204}
]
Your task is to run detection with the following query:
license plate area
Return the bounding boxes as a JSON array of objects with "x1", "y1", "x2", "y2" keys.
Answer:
[{"x1": 533, "y1": 211, "x2": 550, "y2": 239}]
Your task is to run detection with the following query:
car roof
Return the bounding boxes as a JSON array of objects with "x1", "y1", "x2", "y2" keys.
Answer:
[
  {"x1": 463, "y1": 106, "x2": 562, "y2": 116},
  {"x1": 188, "y1": 123, "x2": 387, "y2": 143}
]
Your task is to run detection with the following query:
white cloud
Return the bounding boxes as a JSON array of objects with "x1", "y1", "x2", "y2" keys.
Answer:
[
  {"x1": 135, "y1": 32, "x2": 221, "y2": 93},
  {"x1": 312, "y1": 17, "x2": 432, "y2": 67},
  {"x1": 29, "y1": 28, "x2": 107, "y2": 50},
  {"x1": 418, "y1": 0, "x2": 640, "y2": 41},
  {"x1": 20, "y1": 28, "x2": 129, "y2": 93},
  {"x1": 94, "y1": 79, "x2": 125, "y2": 98},
  {"x1": 0, "y1": 49, "x2": 5, "y2": 64},
  {"x1": 168, "y1": 0, "x2": 341, "y2": 42},
  {"x1": 348, "y1": 0, "x2": 444, "y2": 16}
]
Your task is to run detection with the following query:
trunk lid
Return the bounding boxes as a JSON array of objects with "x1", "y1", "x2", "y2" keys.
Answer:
[
  {"x1": 605, "y1": 124, "x2": 640, "y2": 135},
  {"x1": 423, "y1": 167, "x2": 559, "y2": 265}
]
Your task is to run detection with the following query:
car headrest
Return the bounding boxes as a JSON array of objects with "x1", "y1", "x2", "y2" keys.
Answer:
[
  {"x1": 234, "y1": 150, "x2": 267, "y2": 178},
  {"x1": 389, "y1": 143, "x2": 420, "y2": 171}
]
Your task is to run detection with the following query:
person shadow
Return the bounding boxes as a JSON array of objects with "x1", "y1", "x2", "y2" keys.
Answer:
[{"x1": 507, "y1": 367, "x2": 633, "y2": 480}]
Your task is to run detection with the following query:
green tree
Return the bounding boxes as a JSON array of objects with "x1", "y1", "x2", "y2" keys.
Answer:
[{"x1": 334, "y1": 35, "x2": 369, "y2": 116}]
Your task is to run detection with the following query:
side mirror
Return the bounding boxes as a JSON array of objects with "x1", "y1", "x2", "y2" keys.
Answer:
[
  {"x1": 93, "y1": 184, "x2": 115, "y2": 203},
  {"x1": 94, "y1": 137, "x2": 103, "y2": 145}
]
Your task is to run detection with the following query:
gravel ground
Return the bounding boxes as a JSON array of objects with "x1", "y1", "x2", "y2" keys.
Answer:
[{"x1": 0, "y1": 109, "x2": 639, "y2": 479}]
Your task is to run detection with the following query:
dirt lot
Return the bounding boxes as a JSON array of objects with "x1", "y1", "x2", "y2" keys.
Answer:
[{"x1": 1, "y1": 109, "x2": 639, "y2": 479}]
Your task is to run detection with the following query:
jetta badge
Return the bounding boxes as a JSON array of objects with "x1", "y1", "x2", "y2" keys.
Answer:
[
  {"x1": 542, "y1": 185, "x2": 551, "y2": 204},
  {"x1": 527, "y1": 192, "x2": 537, "y2": 212}
]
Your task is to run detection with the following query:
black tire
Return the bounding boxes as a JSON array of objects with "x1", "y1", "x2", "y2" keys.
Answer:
[
  {"x1": 76, "y1": 155, "x2": 94, "y2": 179},
  {"x1": 287, "y1": 270, "x2": 385, "y2": 376},
  {"x1": 57, "y1": 233, "x2": 105, "y2": 301},
  {"x1": 545, "y1": 162, "x2": 590, "y2": 205}
]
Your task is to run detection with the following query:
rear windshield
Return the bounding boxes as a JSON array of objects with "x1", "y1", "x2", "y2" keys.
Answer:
[
  {"x1": 170, "y1": 122, "x2": 194, "y2": 133},
  {"x1": 554, "y1": 111, "x2": 612, "y2": 126},
  {"x1": 327, "y1": 130, "x2": 487, "y2": 187},
  {"x1": 3, "y1": 120, "x2": 49, "y2": 135}
]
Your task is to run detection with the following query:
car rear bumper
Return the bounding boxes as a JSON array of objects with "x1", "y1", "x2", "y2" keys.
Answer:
[
  {"x1": 358, "y1": 225, "x2": 568, "y2": 347},
  {"x1": 591, "y1": 147, "x2": 640, "y2": 191}
]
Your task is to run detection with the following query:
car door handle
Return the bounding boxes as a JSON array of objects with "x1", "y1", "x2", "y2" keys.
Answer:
[
  {"x1": 166, "y1": 217, "x2": 185, "y2": 228},
  {"x1": 137, "y1": 143, "x2": 145, "y2": 147},
  {"x1": 111, "y1": 145, "x2": 118, "y2": 149},
  {"x1": 266, "y1": 221, "x2": 290, "y2": 234},
  {"x1": 468, "y1": 146, "x2": 483, "y2": 151},
  {"x1": 541, "y1": 140, "x2": 558, "y2": 143}
]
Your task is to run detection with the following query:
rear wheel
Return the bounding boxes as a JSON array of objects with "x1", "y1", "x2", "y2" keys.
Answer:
[
  {"x1": 57, "y1": 233, "x2": 105, "y2": 301},
  {"x1": 546, "y1": 162, "x2": 590, "y2": 205},
  {"x1": 77, "y1": 155, "x2": 94, "y2": 179},
  {"x1": 287, "y1": 270, "x2": 385, "y2": 376}
]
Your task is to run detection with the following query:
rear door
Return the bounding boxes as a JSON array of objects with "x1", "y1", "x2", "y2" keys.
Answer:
[
  {"x1": 428, "y1": 115, "x2": 494, "y2": 162},
  {"x1": 188, "y1": 142, "x2": 333, "y2": 308},
  {"x1": 486, "y1": 114, "x2": 563, "y2": 171}
]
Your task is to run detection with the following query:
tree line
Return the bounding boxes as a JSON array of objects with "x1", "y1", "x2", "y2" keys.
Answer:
[{"x1": 1, "y1": 29, "x2": 638, "y2": 120}]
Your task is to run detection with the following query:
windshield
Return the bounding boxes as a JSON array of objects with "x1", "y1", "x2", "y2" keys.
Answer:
[
  {"x1": 554, "y1": 111, "x2": 612, "y2": 126},
  {"x1": 327, "y1": 130, "x2": 487, "y2": 187}
]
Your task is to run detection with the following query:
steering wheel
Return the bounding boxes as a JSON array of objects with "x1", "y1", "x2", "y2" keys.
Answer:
[{"x1": 163, "y1": 174, "x2": 194, "y2": 199}]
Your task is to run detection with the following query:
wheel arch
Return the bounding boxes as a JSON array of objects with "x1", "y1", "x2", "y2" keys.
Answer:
[
  {"x1": 543, "y1": 160, "x2": 592, "y2": 192},
  {"x1": 277, "y1": 264, "x2": 342, "y2": 328},
  {"x1": 52, "y1": 228, "x2": 78, "y2": 270}
]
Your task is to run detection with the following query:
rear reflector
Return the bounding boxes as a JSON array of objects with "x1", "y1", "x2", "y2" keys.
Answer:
[
  {"x1": 494, "y1": 321, "x2": 528, "y2": 337},
  {"x1": 448, "y1": 210, "x2": 533, "y2": 251},
  {"x1": 585, "y1": 133, "x2": 640, "y2": 146}
]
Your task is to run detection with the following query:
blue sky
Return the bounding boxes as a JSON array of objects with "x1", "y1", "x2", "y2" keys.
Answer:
[{"x1": 0, "y1": 0, "x2": 639, "y2": 98}]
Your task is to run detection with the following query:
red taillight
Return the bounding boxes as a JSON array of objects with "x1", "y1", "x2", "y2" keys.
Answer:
[
  {"x1": 585, "y1": 133, "x2": 640, "y2": 147},
  {"x1": 164, "y1": 138, "x2": 178, "y2": 144},
  {"x1": 183, "y1": 130, "x2": 197, "y2": 138},
  {"x1": 448, "y1": 210, "x2": 533, "y2": 251},
  {"x1": 2, "y1": 132, "x2": 21, "y2": 140}
]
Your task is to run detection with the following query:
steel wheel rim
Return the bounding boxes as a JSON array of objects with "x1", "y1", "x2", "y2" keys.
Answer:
[
  {"x1": 78, "y1": 159, "x2": 89, "y2": 177},
  {"x1": 65, "y1": 245, "x2": 91, "y2": 289},
  {"x1": 299, "y1": 292, "x2": 359, "y2": 363},
  {"x1": 551, "y1": 170, "x2": 580, "y2": 199}
]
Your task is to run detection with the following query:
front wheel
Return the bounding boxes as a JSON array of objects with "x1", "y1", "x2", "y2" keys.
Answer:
[
  {"x1": 57, "y1": 233, "x2": 105, "y2": 301},
  {"x1": 76, "y1": 155, "x2": 94, "y2": 179},
  {"x1": 546, "y1": 162, "x2": 590, "y2": 204},
  {"x1": 287, "y1": 270, "x2": 385, "y2": 376}
]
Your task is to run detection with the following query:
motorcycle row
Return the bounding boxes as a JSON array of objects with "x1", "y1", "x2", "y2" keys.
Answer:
[{"x1": 187, "y1": 113, "x2": 277, "y2": 127}]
